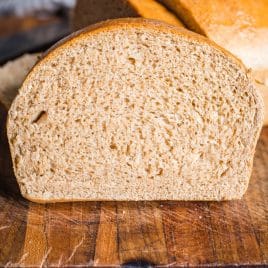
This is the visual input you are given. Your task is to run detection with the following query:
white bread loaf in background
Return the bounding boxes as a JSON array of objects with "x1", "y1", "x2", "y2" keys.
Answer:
[
  {"x1": 7, "y1": 19, "x2": 264, "y2": 202},
  {"x1": 253, "y1": 70, "x2": 268, "y2": 125},
  {"x1": 159, "y1": 0, "x2": 268, "y2": 125},
  {"x1": 0, "y1": 54, "x2": 39, "y2": 109},
  {"x1": 0, "y1": 54, "x2": 39, "y2": 179},
  {"x1": 72, "y1": 0, "x2": 183, "y2": 30}
]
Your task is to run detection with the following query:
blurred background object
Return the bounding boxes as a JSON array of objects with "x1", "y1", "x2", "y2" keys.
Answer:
[
  {"x1": 0, "y1": 0, "x2": 75, "y2": 64},
  {"x1": 0, "y1": 0, "x2": 75, "y2": 16}
]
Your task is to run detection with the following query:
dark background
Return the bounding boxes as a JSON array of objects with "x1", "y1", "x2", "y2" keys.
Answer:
[{"x1": 0, "y1": 0, "x2": 76, "y2": 64}]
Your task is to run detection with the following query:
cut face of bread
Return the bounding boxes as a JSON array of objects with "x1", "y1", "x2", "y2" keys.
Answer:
[
  {"x1": 7, "y1": 19, "x2": 263, "y2": 202},
  {"x1": 72, "y1": 0, "x2": 183, "y2": 31}
]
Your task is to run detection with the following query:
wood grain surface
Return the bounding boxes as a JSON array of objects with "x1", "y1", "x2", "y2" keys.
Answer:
[{"x1": 0, "y1": 122, "x2": 267, "y2": 266}]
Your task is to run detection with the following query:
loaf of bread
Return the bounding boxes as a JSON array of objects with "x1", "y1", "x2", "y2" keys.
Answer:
[
  {"x1": 72, "y1": 0, "x2": 183, "y2": 30},
  {"x1": 7, "y1": 19, "x2": 263, "y2": 202},
  {"x1": 159, "y1": 0, "x2": 268, "y2": 125}
]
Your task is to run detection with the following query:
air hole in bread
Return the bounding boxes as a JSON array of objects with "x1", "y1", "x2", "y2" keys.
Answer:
[
  {"x1": 110, "y1": 143, "x2": 117, "y2": 150},
  {"x1": 157, "y1": 168, "x2": 163, "y2": 176},
  {"x1": 128, "y1": 57, "x2": 136, "y2": 65},
  {"x1": 32, "y1": 111, "x2": 47, "y2": 124},
  {"x1": 102, "y1": 122, "x2": 107, "y2": 131},
  {"x1": 126, "y1": 144, "x2": 130, "y2": 155},
  {"x1": 220, "y1": 168, "x2": 229, "y2": 177}
]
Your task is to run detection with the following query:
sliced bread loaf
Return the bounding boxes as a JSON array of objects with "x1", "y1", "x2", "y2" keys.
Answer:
[
  {"x1": 7, "y1": 19, "x2": 264, "y2": 202},
  {"x1": 72, "y1": 0, "x2": 183, "y2": 30}
]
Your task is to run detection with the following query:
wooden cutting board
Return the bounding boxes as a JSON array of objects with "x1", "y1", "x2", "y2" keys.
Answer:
[{"x1": 0, "y1": 120, "x2": 267, "y2": 267}]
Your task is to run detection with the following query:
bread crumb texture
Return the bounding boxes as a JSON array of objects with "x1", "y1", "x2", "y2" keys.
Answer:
[{"x1": 7, "y1": 19, "x2": 263, "y2": 202}]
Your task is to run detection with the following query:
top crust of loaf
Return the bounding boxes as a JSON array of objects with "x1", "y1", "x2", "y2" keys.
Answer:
[
  {"x1": 7, "y1": 18, "x2": 264, "y2": 202},
  {"x1": 27, "y1": 18, "x2": 248, "y2": 82},
  {"x1": 159, "y1": 0, "x2": 268, "y2": 70},
  {"x1": 13, "y1": 19, "x2": 257, "y2": 122}
]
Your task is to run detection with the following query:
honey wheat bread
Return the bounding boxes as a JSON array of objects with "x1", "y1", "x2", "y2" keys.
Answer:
[
  {"x1": 7, "y1": 19, "x2": 264, "y2": 202},
  {"x1": 72, "y1": 0, "x2": 183, "y2": 30}
]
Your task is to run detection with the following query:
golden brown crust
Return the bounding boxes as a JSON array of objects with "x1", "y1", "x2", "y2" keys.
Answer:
[
  {"x1": 127, "y1": 0, "x2": 183, "y2": 26},
  {"x1": 159, "y1": 0, "x2": 268, "y2": 70},
  {"x1": 25, "y1": 18, "x2": 248, "y2": 84},
  {"x1": 158, "y1": 0, "x2": 205, "y2": 34}
]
